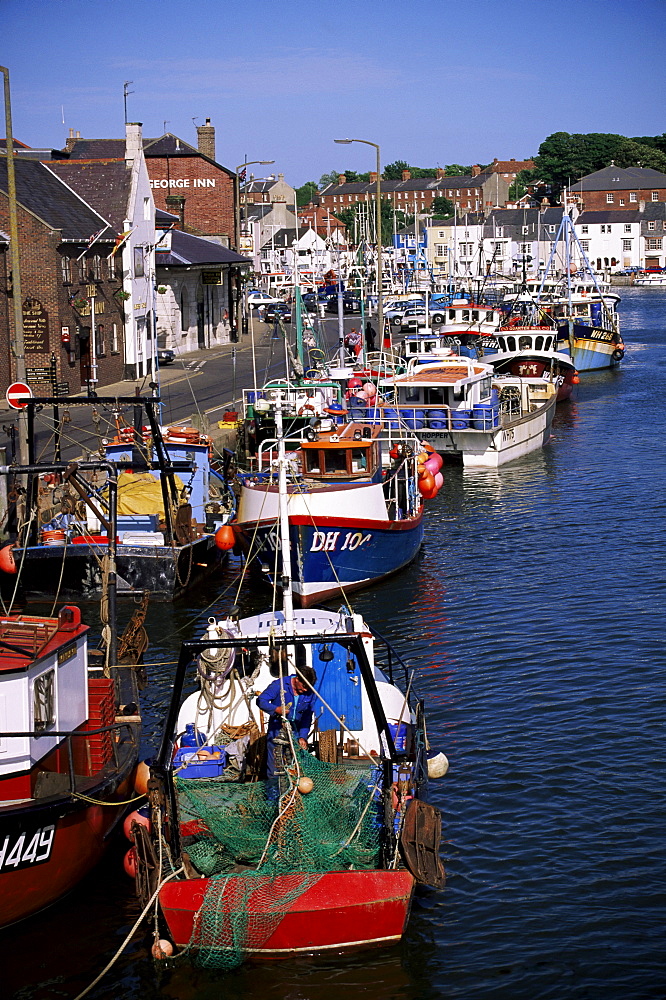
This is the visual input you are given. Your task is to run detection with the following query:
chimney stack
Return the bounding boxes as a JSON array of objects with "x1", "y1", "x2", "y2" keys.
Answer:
[
  {"x1": 338, "y1": 173, "x2": 346, "y2": 185},
  {"x1": 436, "y1": 167, "x2": 445, "y2": 179},
  {"x1": 471, "y1": 164, "x2": 481, "y2": 177},
  {"x1": 196, "y1": 117, "x2": 216, "y2": 161},
  {"x1": 125, "y1": 122, "x2": 143, "y2": 163},
  {"x1": 369, "y1": 171, "x2": 377, "y2": 184},
  {"x1": 165, "y1": 194, "x2": 185, "y2": 229},
  {"x1": 65, "y1": 128, "x2": 79, "y2": 153},
  {"x1": 401, "y1": 169, "x2": 411, "y2": 181}
]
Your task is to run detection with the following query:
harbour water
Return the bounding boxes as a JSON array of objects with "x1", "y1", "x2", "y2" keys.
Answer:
[{"x1": 4, "y1": 288, "x2": 666, "y2": 999}]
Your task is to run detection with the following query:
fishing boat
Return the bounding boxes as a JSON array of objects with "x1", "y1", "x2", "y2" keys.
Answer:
[
  {"x1": 632, "y1": 271, "x2": 666, "y2": 287},
  {"x1": 383, "y1": 356, "x2": 557, "y2": 468},
  {"x1": 521, "y1": 211, "x2": 625, "y2": 371},
  {"x1": 0, "y1": 603, "x2": 143, "y2": 928},
  {"x1": 130, "y1": 406, "x2": 447, "y2": 967},
  {"x1": 0, "y1": 394, "x2": 235, "y2": 602},
  {"x1": 234, "y1": 399, "x2": 431, "y2": 606}
]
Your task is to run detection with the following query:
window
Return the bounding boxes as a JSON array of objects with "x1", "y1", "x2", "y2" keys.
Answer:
[
  {"x1": 646, "y1": 238, "x2": 663, "y2": 250},
  {"x1": 33, "y1": 669, "x2": 55, "y2": 731},
  {"x1": 78, "y1": 258, "x2": 87, "y2": 282},
  {"x1": 495, "y1": 227, "x2": 503, "y2": 237},
  {"x1": 180, "y1": 288, "x2": 188, "y2": 331},
  {"x1": 96, "y1": 323, "x2": 105, "y2": 356},
  {"x1": 92, "y1": 255, "x2": 102, "y2": 280},
  {"x1": 624, "y1": 224, "x2": 632, "y2": 234},
  {"x1": 133, "y1": 246, "x2": 144, "y2": 278},
  {"x1": 619, "y1": 199, "x2": 625, "y2": 206},
  {"x1": 143, "y1": 196, "x2": 150, "y2": 220},
  {"x1": 580, "y1": 240, "x2": 590, "y2": 252},
  {"x1": 630, "y1": 192, "x2": 637, "y2": 202},
  {"x1": 107, "y1": 255, "x2": 118, "y2": 280},
  {"x1": 61, "y1": 256, "x2": 72, "y2": 283},
  {"x1": 606, "y1": 193, "x2": 614, "y2": 203},
  {"x1": 111, "y1": 323, "x2": 119, "y2": 353},
  {"x1": 652, "y1": 192, "x2": 659, "y2": 201},
  {"x1": 581, "y1": 225, "x2": 589, "y2": 234},
  {"x1": 549, "y1": 225, "x2": 556, "y2": 233},
  {"x1": 648, "y1": 221, "x2": 656, "y2": 230},
  {"x1": 435, "y1": 244, "x2": 445, "y2": 257},
  {"x1": 622, "y1": 239, "x2": 632, "y2": 251}
]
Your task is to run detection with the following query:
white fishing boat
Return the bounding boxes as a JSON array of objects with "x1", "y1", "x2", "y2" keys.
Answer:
[{"x1": 382, "y1": 356, "x2": 557, "y2": 468}]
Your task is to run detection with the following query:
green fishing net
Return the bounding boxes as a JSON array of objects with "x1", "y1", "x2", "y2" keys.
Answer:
[{"x1": 173, "y1": 750, "x2": 383, "y2": 968}]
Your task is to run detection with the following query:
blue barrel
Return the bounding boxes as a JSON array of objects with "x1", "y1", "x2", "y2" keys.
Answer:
[
  {"x1": 400, "y1": 409, "x2": 425, "y2": 431},
  {"x1": 472, "y1": 403, "x2": 499, "y2": 430},
  {"x1": 590, "y1": 302, "x2": 602, "y2": 325},
  {"x1": 427, "y1": 409, "x2": 447, "y2": 430},
  {"x1": 451, "y1": 408, "x2": 472, "y2": 430}
]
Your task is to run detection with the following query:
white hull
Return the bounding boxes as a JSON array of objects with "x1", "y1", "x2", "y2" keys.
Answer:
[{"x1": 426, "y1": 392, "x2": 557, "y2": 468}]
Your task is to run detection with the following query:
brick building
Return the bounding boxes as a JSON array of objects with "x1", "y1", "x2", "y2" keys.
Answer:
[
  {"x1": 0, "y1": 155, "x2": 124, "y2": 396},
  {"x1": 569, "y1": 165, "x2": 666, "y2": 212},
  {"x1": 320, "y1": 167, "x2": 509, "y2": 216},
  {"x1": 60, "y1": 119, "x2": 235, "y2": 245}
]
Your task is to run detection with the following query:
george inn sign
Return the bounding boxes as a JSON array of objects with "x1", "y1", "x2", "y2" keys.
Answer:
[{"x1": 149, "y1": 178, "x2": 216, "y2": 189}]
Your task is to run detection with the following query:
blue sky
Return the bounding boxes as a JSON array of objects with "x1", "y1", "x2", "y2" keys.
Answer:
[{"x1": 3, "y1": 0, "x2": 665, "y2": 186}]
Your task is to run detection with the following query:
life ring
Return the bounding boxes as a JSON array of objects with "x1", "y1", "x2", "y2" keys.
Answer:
[
  {"x1": 298, "y1": 404, "x2": 317, "y2": 416},
  {"x1": 323, "y1": 406, "x2": 347, "y2": 417},
  {"x1": 612, "y1": 348, "x2": 625, "y2": 361}
]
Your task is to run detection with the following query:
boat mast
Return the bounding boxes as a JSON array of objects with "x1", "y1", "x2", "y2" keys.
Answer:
[{"x1": 273, "y1": 397, "x2": 294, "y2": 635}]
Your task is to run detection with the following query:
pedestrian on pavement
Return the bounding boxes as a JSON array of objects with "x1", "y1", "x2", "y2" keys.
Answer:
[
  {"x1": 365, "y1": 322, "x2": 377, "y2": 353},
  {"x1": 344, "y1": 327, "x2": 362, "y2": 358}
]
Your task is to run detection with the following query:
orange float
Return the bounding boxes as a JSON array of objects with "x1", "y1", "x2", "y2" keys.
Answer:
[
  {"x1": 0, "y1": 544, "x2": 17, "y2": 574},
  {"x1": 214, "y1": 524, "x2": 236, "y2": 551}
]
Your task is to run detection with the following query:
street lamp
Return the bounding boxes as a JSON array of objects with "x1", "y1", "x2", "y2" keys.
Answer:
[
  {"x1": 234, "y1": 158, "x2": 274, "y2": 339},
  {"x1": 335, "y1": 138, "x2": 383, "y2": 343}
]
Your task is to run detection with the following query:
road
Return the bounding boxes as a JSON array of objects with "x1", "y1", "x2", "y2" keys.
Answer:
[{"x1": 0, "y1": 315, "x2": 360, "y2": 462}]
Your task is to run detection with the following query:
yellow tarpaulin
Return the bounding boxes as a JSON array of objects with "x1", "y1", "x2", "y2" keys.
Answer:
[{"x1": 115, "y1": 471, "x2": 185, "y2": 517}]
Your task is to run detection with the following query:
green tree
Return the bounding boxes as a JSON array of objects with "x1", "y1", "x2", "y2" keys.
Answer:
[
  {"x1": 631, "y1": 133, "x2": 666, "y2": 156},
  {"x1": 319, "y1": 170, "x2": 340, "y2": 188},
  {"x1": 445, "y1": 164, "x2": 473, "y2": 176},
  {"x1": 431, "y1": 196, "x2": 454, "y2": 218},
  {"x1": 296, "y1": 181, "x2": 318, "y2": 207},
  {"x1": 383, "y1": 160, "x2": 410, "y2": 180}
]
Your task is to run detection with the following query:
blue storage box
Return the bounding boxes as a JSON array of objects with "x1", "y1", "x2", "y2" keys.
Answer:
[
  {"x1": 173, "y1": 745, "x2": 227, "y2": 778},
  {"x1": 117, "y1": 514, "x2": 158, "y2": 533}
]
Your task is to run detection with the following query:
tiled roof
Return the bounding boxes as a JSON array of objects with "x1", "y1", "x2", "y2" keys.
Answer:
[
  {"x1": 571, "y1": 165, "x2": 666, "y2": 191},
  {"x1": 46, "y1": 160, "x2": 130, "y2": 231},
  {"x1": 158, "y1": 230, "x2": 250, "y2": 266},
  {"x1": 62, "y1": 134, "x2": 234, "y2": 176},
  {"x1": 0, "y1": 157, "x2": 113, "y2": 241},
  {"x1": 576, "y1": 210, "x2": 642, "y2": 223}
]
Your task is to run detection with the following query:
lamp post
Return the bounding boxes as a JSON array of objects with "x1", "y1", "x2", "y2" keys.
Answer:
[
  {"x1": 334, "y1": 138, "x2": 383, "y2": 344},
  {"x1": 234, "y1": 158, "x2": 274, "y2": 339}
]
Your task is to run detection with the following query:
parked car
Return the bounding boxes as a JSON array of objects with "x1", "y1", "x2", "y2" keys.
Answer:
[
  {"x1": 392, "y1": 306, "x2": 429, "y2": 329},
  {"x1": 615, "y1": 266, "x2": 642, "y2": 275},
  {"x1": 158, "y1": 348, "x2": 175, "y2": 365},
  {"x1": 247, "y1": 290, "x2": 283, "y2": 309},
  {"x1": 302, "y1": 292, "x2": 319, "y2": 312},
  {"x1": 264, "y1": 302, "x2": 292, "y2": 323},
  {"x1": 325, "y1": 293, "x2": 362, "y2": 314}
]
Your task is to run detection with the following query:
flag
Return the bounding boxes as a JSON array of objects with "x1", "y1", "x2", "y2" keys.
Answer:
[
  {"x1": 238, "y1": 168, "x2": 246, "y2": 183},
  {"x1": 76, "y1": 224, "x2": 111, "y2": 261},
  {"x1": 109, "y1": 229, "x2": 133, "y2": 258}
]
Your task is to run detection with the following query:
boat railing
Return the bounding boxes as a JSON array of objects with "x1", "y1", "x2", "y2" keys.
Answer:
[
  {"x1": 362, "y1": 402, "x2": 501, "y2": 434},
  {"x1": 1, "y1": 718, "x2": 140, "y2": 798}
]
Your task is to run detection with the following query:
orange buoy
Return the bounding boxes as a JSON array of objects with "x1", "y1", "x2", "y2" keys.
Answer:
[
  {"x1": 123, "y1": 847, "x2": 137, "y2": 878},
  {"x1": 152, "y1": 939, "x2": 174, "y2": 959},
  {"x1": 572, "y1": 375, "x2": 580, "y2": 384},
  {"x1": 434, "y1": 472, "x2": 444, "y2": 489},
  {"x1": 214, "y1": 524, "x2": 236, "y2": 551},
  {"x1": 421, "y1": 441, "x2": 436, "y2": 454},
  {"x1": 0, "y1": 544, "x2": 16, "y2": 574},
  {"x1": 133, "y1": 760, "x2": 151, "y2": 796},
  {"x1": 418, "y1": 472, "x2": 435, "y2": 495},
  {"x1": 123, "y1": 808, "x2": 151, "y2": 842},
  {"x1": 421, "y1": 485, "x2": 438, "y2": 500},
  {"x1": 297, "y1": 776, "x2": 314, "y2": 794}
]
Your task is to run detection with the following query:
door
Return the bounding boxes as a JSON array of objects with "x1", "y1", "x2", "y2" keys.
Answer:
[{"x1": 313, "y1": 642, "x2": 362, "y2": 731}]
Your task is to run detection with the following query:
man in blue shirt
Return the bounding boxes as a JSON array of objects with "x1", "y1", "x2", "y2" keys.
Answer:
[{"x1": 256, "y1": 665, "x2": 317, "y2": 777}]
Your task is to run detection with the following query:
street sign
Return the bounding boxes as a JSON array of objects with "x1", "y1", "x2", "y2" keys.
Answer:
[{"x1": 6, "y1": 381, "x2": 33, "y2": 410}]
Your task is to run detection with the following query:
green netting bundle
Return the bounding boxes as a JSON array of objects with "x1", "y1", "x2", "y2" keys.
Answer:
[{"x1": 174, "y1": 751, "x2": 383, "y2": 968}]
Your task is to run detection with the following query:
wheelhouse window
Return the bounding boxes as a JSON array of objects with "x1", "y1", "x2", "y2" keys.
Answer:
[
  {"x1": 33, "y1": 669, "x2": 55, "y2": 731},
  {"x1": 424, "y1": 388, "x2": 445, "y2": 405},
  {"x1": 351, "y1": 449, "x2": 367, "y2": 472}
]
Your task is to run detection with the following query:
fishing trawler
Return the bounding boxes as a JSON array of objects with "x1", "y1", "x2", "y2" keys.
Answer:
[{"x1": 128, "y1": 398, "x2": 447, "y2": 967}]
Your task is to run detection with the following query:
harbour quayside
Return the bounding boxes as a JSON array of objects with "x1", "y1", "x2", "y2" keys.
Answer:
[
  {"x1": 128, "y1": 404, "x2": 448, "y2": 967},
  {"x1": 234, "y1": 394, "x2": 442, "y2": 605},
  {"x1": 0, "y1": 393, "x2": 235, "y2": 602}
]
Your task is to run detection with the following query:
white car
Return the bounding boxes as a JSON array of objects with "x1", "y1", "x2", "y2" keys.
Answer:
[{"x1": 247, "y1": 291, "x2": 283, "y2": 309}]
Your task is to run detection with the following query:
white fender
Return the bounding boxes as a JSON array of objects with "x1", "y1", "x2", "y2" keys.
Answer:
[{"x1": 427, "y1": 751, "x2": 449, "y2": 779}]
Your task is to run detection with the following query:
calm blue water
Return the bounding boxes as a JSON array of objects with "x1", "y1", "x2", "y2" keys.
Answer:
[{"x1": 5, "y1": 288, "x2": 666, "y2": 1000}]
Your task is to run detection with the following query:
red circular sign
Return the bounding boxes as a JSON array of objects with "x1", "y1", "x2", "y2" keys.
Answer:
[{"x1": 6, "y1": 381, "x2": 33, "y2": 410}]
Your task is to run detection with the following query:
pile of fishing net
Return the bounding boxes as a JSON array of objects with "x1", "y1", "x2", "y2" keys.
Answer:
[{"x1": 174, "y1": 750, "x2": 383, "y2": 968}]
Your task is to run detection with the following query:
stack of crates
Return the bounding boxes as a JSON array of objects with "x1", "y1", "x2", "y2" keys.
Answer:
[{"x1": 84, "y1": 677, "x2": 116, "y2": 775}]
